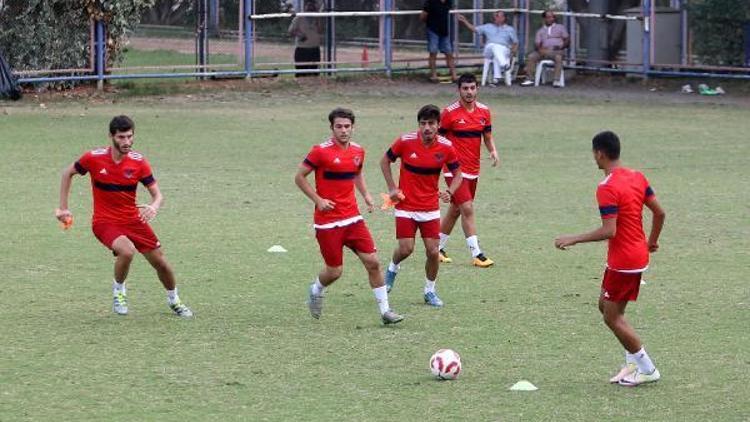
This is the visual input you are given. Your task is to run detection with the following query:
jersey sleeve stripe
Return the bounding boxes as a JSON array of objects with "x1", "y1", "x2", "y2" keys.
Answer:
[
  {"x1": 452, "y1": 130, "x2": 483, "y2": 138},
  {"x1": 483, "y1": 125, "x2": 492, "y2": 133},
  {"x1": 74, "y1": 161, "x2": 88, "y2": 175},
  {"x1": 303, "y1": 158, "x2": 317, "y2": 169},
  {"x1": 645, "y1": 186, "x2": 655, "y2": 197},
  {"x1": 599, "y1": 205, "x2": 618, "y2": 216},
  {"x1": 404, "y1": 162, "x2": 442, "y2": 175},
  {"x1": 446, "y1": 161, "x2": 460, "y2": 171},
  {"x1": 386, "y1": 148, "x2": 398, "y2": 162},
  {"x1": 140, "y1": 174, "x2": 156, "y2": 186},
  {"x1": 94, "y1": 181, "x2": 138, "y2": 192},
  {"x1": 323, "y1": 171, "x2": 357, "y2": 180}
]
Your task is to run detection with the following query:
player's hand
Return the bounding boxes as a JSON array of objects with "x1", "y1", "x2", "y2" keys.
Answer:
[
  {"x1": 648, "y1": 241, "x2": 659, "y2": 253},
  {"x1": 363, "y1": 194, "x2": 375, "y2": 213},
  {"x1": 55, "y1": 208, "x2": 74, "y2": 230},
  {"x1": 554, "y1": 235, "x2": 577, "y2": 250},
  {"x1": 489, "y1": 150, "x2": 500, "y2": 167},
  {"x1": 137, "y1": 204, "x2": 158, "y2": 223},
  {"x1": 388, "y1": 189, "x2": 405, "y2": 203},
  {"x1": 316, "y1": 198, "x2": 336, "y2": 212},
  {"x1": 439, "y1": 190, "x2": 452, "y2": 203}
]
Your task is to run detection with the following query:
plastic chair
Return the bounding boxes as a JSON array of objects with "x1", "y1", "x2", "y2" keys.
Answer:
[
  {"x1": 534, "y1": 59, "x2": 565, "y2": 87},
  {"x1": 481, "y1": 55, "x2": 516, "y2": 86}
]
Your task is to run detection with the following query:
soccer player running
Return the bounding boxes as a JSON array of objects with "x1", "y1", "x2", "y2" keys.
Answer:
[
  {"x1": 555, "y1": 131, "x2": 666, "y2": 386},
  {"x1": 437, "y1": 73, "x2": 499, "y2": 267},
  {"x1": 295, "y1": 108, "x2": 404, "y2": 325},
  {"x1": 55, "y1": 115, "x2": 193, "y2": 317},
  {"x1": 381, "y1": 105, "x2": 463, "y2": 307}
]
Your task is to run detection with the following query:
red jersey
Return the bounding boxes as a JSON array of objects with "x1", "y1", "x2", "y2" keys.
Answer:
[
  {"x1": 386, "y1": 131, "x2": 459, "y2": 212},
  {"x1": 302, "y1": 139, "x2": 365, "y2": 228},
  {"x1": 439, "y1": 100, "x2": 492, "y2": 178},
  {"x1": 596, "y1": 167, "x2": 656, "y2": 272},
  {"x1": 75, "y1": 147, "x2": 156, "y2": 225}
]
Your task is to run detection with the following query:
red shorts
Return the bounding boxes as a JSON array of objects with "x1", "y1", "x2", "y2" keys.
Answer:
[
  {"x1": 315, "y1": 220, "x2": 377, "y2": 267},
  {"x1": 396, "y1": 217, "x2": 440, "y2": 239},
  {"x1": 601, "y1": 268, "x2": 642, "y2": 302},
  {"x1": 444, "y1": 176, "x2": 478, "y2": 205},
  {"x1": 92, "y1": 221, "x2": 161, "y2": 254}
]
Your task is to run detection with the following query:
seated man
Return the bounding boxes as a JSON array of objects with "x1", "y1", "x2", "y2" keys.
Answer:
[
  {"x1": 521, "y1": 10, "x2": 569, "y2": 87},
  {"x1": 457, "y1": 11, "x2": 518, "y2": 85}
]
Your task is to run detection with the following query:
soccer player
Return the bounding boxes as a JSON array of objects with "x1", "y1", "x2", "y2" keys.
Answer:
[
  {"x1": 380, "y1": 104, "x2": 463, "y2": 307},
  {"x1": 55, "y1": 115, "x2": 193, "y2": 318},
  {"x1": 437, "y1": 73, "x2": 499, "y2": 267},
  {"x1": 295, "y1": 107, "x2": 404, "y2": 325},
  {"x1": 554, "y1": 131, "x2": 666, "y2": 386}
]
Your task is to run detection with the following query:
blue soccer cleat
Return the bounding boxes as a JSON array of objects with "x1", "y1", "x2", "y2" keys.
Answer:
[
  {"x1": 424, "y1": 291, "x2": 444, "y2": 307},
  {"x1": 385, "y1": 269, "x2": 398, "y2": 293}
]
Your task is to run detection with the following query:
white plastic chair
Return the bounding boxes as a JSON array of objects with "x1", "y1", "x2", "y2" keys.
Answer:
[
  {"x1": 534, "y1": 59, "x2": 565, "y2": 87},
  {"x1": 481, "y1": 55, "x2": 516, "y2": 87}
]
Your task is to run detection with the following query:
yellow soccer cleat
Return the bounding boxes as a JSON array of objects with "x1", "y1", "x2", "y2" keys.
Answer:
[
  {"x1": 439, "y1": 249, "x2": 453, "y2": 264},
  {"x1": 472, "y1": 253, "x2": 494, "y2": 268}
]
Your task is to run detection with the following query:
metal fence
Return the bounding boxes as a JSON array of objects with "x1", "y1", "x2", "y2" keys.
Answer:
[{"x1": 12, "y1": 0, "x2": 750, "y2": 84}]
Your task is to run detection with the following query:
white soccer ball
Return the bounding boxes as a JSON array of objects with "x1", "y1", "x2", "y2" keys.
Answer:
[{"x1": 429, "y1": 349, "x2": 462, "y2": 380}]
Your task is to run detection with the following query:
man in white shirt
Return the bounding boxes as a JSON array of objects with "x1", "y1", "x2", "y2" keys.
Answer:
[{"x1": 457, "y1": 11, "x2": 518, "y2": 85}]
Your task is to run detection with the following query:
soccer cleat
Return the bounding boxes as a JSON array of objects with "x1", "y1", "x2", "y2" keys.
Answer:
[
  {"x1": 384, "y1": 269, "x2": 398, "y2": 293},
  {"x1": 169, "y1": 300, "x2": 193, "y2": 318},
  {"x1": 439, "y1": 249, "x2": 453, "y2": 264},
  {"x1": 472, "y1": 253, "x2": 494, "y2": 268},
  {"x1": 307, "y1": 284, "x2": 324, "y2": 319},
  {"x1": 609, "y1": 363, "x2": 636, "y2": 383},
  {"x1": 424, "y1": 291, "x2": 444, "y2": 307},
  {"x1": 521, "y1": 80, "x2": 534, "y2": 87},
  {"x1": 618, "y1": 368, "x2": 661, "y2": 387},
  {"x1": 381, "y1": 310, "x2": 405, "y2": 325},
  {"x1": 112, "y1": 292, "x2": 128, "y2": 315}
]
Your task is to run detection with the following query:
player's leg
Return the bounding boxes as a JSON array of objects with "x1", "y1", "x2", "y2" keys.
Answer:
[
  {"x1": 309, "y1": 227, "x2": 346, "y2": 319},
  {"x1": 142, "y1": 248, "x2": 193, "y2": 318},
  {"x1": 386, "y1": 217, "x2": 417, "y2": 292},
  {"x1": 421, "y1": 220, "x2": 444, "y2": 307},
  {"x1": 110, "y1": 235, "x2": 137, "y2": 315},
  {"x1": 460, "y1": 180, "x2": 494, "y2": 267},
  {"x1": 355, "y1": 251, "x2": 404, "y2": 325},
  {"x1": 438, "y1": 203, "x2": 460, "y2": 263}
]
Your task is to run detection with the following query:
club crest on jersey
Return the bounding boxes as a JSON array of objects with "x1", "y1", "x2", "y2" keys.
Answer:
[
  {"x1": 123, "y1": 169, "x2": 135, "y2": 179},
  {"x1": 353, "y1": 156, "x2": 361, "y2": 166},
  {"x1": 433, "y1": 152, "x2": 444, "y2": 162},
  {"x1": 480, "y1": 119, "x2": 486, "y2": 125}
]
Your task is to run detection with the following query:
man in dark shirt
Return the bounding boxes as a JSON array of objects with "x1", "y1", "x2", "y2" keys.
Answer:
[{"x1": 421, "y1": 0, "x2": 457, "y2": 82}]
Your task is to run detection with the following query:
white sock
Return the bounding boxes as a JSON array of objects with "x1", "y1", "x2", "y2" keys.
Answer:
[
  {"x1": 167, "y1": 288, "x2": 178, "y2": 304},
  {"x1": 373, "y1": 286, "x2": 390, "y2": 315},
  {"x1": 466, "y1": 235, "x2": 482, "y2": 257},
  {"x1": 312, "y1": 278, "x2": 325, "y2": 296},
  {"x1": 439, "y1": 233, "x2": 450, "y2": 250},
  {"x1": 625, "y1": 351, "x2": 637, "y2": 366},
  {"x1": 424, "y1": 278, "x2": 436, "y2": 294},
  {"x1": 633, "y1": 347, "x2": 656, "y2": 374},
  {"x1": 388, "y1": 261, "x2": 400, "y2": 273},
  {"x1": 112, "y1": 280, "x2": 126, "y2": 296}
]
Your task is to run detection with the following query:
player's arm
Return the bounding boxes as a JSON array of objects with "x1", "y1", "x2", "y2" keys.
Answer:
[
  {"x1": 294, "y1": 164, "x2": 335, "y2": 211},
  {"x1": 644, "y1": 196, "x2": 666, "y2": 252},
  {"x1": 555, "y1": 217, "x2": 617, "y2": 250},
  {"x1": 441, "y1": 169, "x2": 463, "y2": 203},
  {"x1": 138, "y1": 182, "x2": 163, "y2": 223},
  {"x1": 455, "y1": 14, "x2": 477, "y2": 32},
  {"x1": 482, "y1": 131, "x2": 499, "y2": 167},
  {"x1": 56, "y1": 163, "x2": 79, "y2": 223},
  {"x1": 379, "y1": 153, "x2": 402, "y2": 201},
  {"x1": 354, "y1": 173, "x2": 374, "y2": 213}
]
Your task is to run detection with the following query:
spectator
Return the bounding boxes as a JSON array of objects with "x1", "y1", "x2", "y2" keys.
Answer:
[
  {"x1": 288, "y1": 0, "x2": 324, "y2": 77},
  {"x1": 521, "y1": 10, "x2": 569, "y2": 87},
  {"x1": 456, "y1": 11, "x2": 518, "y2": 85},
  {"x1": 421, "y1": 0, "x2": 457, "y2": 83}
]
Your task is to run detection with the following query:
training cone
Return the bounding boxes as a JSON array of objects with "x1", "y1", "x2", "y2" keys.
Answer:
[
  {"x1": 509, "y1": 380, "x2": 538, "y2": 391},
  {"x1": 267, "y1": 245, "x2": 287, "y2": 253}
]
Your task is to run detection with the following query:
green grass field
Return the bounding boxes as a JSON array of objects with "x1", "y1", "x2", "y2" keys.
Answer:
[{"x1": 1, "y1": 84, "x2": 748, "y2": 421}]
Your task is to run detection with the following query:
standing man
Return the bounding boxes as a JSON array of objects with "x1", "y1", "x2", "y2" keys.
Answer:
[
  {"x1": 456, "y1": 11, "x2": 518, "y2": 85},
  {"x1": 521, "y1": 10, "x2": 569, "y2": 87},
  {"x1": 295, "y1": 108, "x2": 404, "y2": 325},
  {"x1": 421, "y1": 0, "x2": 458, "y2": 83},
  {"x1": 55, "y1": 115, "x2": 193, "y2": 318},
  {"x1": 555, "y1": 131, "x2": 666, "y2": 386},
  {"x1": 437, "y1": 73, "x2": 498, "y2": 267},
  {"x1": 288, "y1": 0, "x2": 324, "y2": 77},
  {"x1": 380, "y1": 105, "x2": 462, "y2": 307}
]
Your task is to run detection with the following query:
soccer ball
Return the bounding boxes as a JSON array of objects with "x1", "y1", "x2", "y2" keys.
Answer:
[{"x1": 429, "y1": 349, "x2": 462, "y2": 380}]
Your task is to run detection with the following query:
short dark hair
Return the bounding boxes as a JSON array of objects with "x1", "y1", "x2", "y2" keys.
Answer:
[
  {"x1": 417, "y1": 104, "x2": 441, "y2": 122},
  {"x1": 328, "y1": 107, "x2": 355, "y2": 125},
  {"x1": 592, "y1": 131, "x2": 621, "y2": 160},
  {"x1": 542, "y1": 10, "x2": 555, "y2": 19},
  {"x1": 456, "y1": 72, "x2": 477, "y2": 87},
  {"x1": 109, "y1": 115, "x2": 134, "y2": 135}
]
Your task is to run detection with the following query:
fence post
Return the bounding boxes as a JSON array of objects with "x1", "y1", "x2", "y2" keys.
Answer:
[
  {"x1": 642, "y1": 0, "x2": 651, "y2": 78},
  {"x1": 383, "y1": 0, "x2": 393, "y2": 77},
  {"x1": 518, "y1": 0, "x2": 527, "y2": 64},
  {"x1": 472, "y1": 0, "x2": 481, "y2": 51},
  {"x1": 244, "y1": 0, "x2": 253, "y2": 78},
  {"x1": 95, "y1": 18, "x2": 105, "y2": 91}
]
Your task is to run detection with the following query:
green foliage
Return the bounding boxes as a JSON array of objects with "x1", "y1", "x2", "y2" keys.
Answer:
[
  {"x1": 689, "y1": 0, "x2": 750, "y2": 66},
  {"x1": 0, "y1": 0, "x2": 155, "y2": 72}
]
